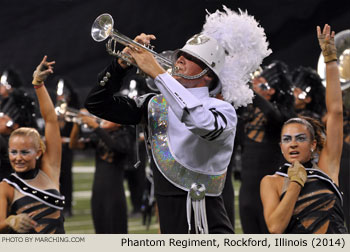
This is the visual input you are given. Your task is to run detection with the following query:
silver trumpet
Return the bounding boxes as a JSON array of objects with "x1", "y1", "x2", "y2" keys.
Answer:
[{"x1": 91, "y1": 13, "x2": 175, "y2": 75}]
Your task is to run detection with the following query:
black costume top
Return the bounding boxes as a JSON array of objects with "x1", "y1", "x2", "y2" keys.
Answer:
[
  {"x1": 3, "y1": 170, "x2": 65, "y2": 234},
  {"x1": 276, "y1": 163, "x2": 347, "y2": 234},
  {"x1": 240, "y1": 93, "x2": 295, "y2": 182},
  {"x1": 0, "y1": 134, "x2": 11, "y2": 180}
]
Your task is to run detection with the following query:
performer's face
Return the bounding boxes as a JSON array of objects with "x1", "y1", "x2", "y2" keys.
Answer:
[
  {"x1": 293, "y1": 87, "x2": 311, "y2": 109},
  {"x1": 8, "y1": 135, "x2": 40, "y2": 173},
  {"x1": 252, "y1": 77, "x2": 274, "y2": 101},
  {"x1": 280, "y1": 123, "x2": 316, "y2": 163},
  {"x1": 173, "y1": 52, "x2": 209, "y2": 88}
]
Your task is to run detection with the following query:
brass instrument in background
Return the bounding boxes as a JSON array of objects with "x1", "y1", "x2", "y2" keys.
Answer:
[
  {"x1": 91, "y1": 13, "x2": 175, "y2": 75},
  {"x1": 317, "y1": 29, "x2": 350, "y2": 110},
  {"x1": 55, "y1": 101, "x2": 100, "y2": 126}
]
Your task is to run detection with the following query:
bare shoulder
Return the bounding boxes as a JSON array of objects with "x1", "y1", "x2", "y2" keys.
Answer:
[
  {"x1": 261, "y1": 174, "x2": 285, "y2": 195},
  {"x1": 261, "y1": 174, "x2": 283, "y2": 185},
  {"x1": 0, "y1": 181, "x2": 14, "y2": 200},
  {"x1": 0, "y1": 181, "x2": 11, "y2": 190}
]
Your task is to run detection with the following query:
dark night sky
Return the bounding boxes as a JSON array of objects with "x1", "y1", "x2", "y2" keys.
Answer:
[{"x1": 0, "y1": 0, "x2": 348, "y2": 105}]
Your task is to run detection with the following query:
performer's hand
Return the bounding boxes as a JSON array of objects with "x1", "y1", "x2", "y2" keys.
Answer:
[
  {"x1": 32, "y1": 55, "x2": 55, "y2": 85},
  {"x1": 5, "y1": 214, "x2": 37, "y2": 233},
  {"x1": 128, "y1": 34, "x2": 166, "y2": 79},
  {"x1": 118, "y1": 33, "x2": 156, "y2": 69},
  {"x1": 317, "y1": 24, "x2": 337, "y2": 63},
  {"x1": 288, "y1": 160, "x2": 307, "y2": 187},
  {"x1": 79, "y1": 109, "x2": 99, "y2": 129}
]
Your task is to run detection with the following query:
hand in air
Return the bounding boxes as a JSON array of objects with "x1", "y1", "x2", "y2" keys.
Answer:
[
  {"x1": 317, "y1": 24, "x2": 337, "y2": 63},
  {"x1": 32, "y1": 55, "x2": 55, "y2": 85}
]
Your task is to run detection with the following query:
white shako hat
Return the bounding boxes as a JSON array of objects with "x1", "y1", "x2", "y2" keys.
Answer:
[
  {"x1": 178, "y1": 34, "x2": 226, "y2": 96},
  {"x1": 180, "y1": 34, "x2": 226, "y2": 78}
]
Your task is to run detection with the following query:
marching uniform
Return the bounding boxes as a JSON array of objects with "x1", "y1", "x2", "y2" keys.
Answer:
[
  {"x1": 85, "y1": 61, "x2": 236, "y2": 233},
  {"x1": 276, "y1": 162, "x2": 347, "y2": 234},
  {"x1": 3, "y1": 169, "x2": 65, "y2": 234},
  {"x1": 87, "y1": 7, "x2": 271, "y2": 234}
]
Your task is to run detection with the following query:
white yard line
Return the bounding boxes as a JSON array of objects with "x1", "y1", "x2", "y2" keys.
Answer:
[
  {"x1": 73, "y1": 190, "x2": 130, "y2": 199},
  {"x1": 72, "y1": 166, "x2": 95, "y2": 173}
]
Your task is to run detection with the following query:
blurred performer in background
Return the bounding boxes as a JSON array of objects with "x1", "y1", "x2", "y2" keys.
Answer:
[
  {"x1": 118, "y1": 74, "x2": 150, "y2": 217},
  {"x1": 216, "y1": 93, "x2": 243, "y2": 231},
  {"x1": 0, "y1": 89, "x2": 37, "y2": 181},
  {"x1": 341, "y1": 97, "x2": 350, "y2": 231},
  {"x1": 239, "y1": 60, "x2": 295, "y2": 233},
  {"x1": 0, "y1": 67, "x2": 24, "y2": 108},
  {"x1": 0, "y1": 56, "x2": 65, "y2": 234},
  {"x1": 85, "y1": 7, "x2": 271, "y2": 233},
  {"x1": 292, "y1": 66, "x2": 326, "y2": 120},
  {"x1": 1, "y1": 67, "x2": 26, "y2": 179},
  {"x1": 54, "y1": 76, "x2": 80, "y2": 218},
  {"x1": 335, "y1": 29, "x2": 350, "y2": 231},
  {"x1": 69, "y1": 112, "x2": 134, "y2": 234}
]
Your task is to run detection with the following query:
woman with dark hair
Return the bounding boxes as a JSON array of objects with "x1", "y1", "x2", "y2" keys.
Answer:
[
  {"x1": 260, "y1": 25, "x2": 347, "y2": 234},
  {"x1": 0, "y1": 56, "x2": 65, "y2": 234}
]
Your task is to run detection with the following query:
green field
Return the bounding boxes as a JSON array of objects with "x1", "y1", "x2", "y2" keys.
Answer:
[{"x1": 65, "y1": 161, "x2": 242, "y2": 234}]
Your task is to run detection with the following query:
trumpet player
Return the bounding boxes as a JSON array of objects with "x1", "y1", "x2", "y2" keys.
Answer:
[
  {"x1": 85, "y1": 7, "x2": 271, "y2": 233},
  {"x1": 54, "y1": 77, "x2": 80, "y2": 218}
]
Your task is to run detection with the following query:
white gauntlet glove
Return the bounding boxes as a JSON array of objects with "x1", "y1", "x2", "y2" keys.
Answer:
[
  {"x1": 317, "y1": 25, "x2": 337, "y2": 63},
  {"x1": 5, "y1": 214, "x2": 37, "y2": 233},
  {"x1": 288, "y1": 161, "x2": 307, "y2": 187}
]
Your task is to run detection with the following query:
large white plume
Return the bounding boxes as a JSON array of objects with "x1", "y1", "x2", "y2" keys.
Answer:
[{"x1": 202, "y1": 6, "x2": 272, "y2": 107}]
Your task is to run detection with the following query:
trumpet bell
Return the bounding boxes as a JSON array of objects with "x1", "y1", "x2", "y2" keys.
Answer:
[
  {"x1": 339, "y1": 49, "x2": 350, "y2": 81},
  {"x1": 91, "y1": 13, "x2": 114, "y2": 42},
  {"x1": 91, "y1": 13, "x2": 174, "y2": 79}
]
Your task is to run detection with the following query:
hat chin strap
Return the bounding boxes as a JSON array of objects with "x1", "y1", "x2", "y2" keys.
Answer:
[{"x1": 172, "y1": 67, "x2": 209, "y2": 80}]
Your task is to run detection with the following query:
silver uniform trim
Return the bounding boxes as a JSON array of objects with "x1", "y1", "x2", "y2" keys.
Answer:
[{"x1": 148, "y1": 95, "x2": 226, "y2": 196}]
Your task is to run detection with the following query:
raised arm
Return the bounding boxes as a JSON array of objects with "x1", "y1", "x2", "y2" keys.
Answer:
[
  {"x1": 32, "y1": 56, "x2": 61, "y2": 185},
  {"x1": 317, "y1": 25, "x2": 343, "y2": 182}
]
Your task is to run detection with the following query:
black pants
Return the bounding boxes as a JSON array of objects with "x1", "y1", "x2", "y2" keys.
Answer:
[
  {"x1": 59, "y1": 146, "x2": 73, "y2": 214},
  {"x1": 222, "y1": 164, "x2": 235, "y2": 230},
  {"x1": 239, "y1": 138, "x2": 282, "y2": 233},
  {"x1": 156, "y1": 193, "x2": 234, "y2": 234},
  {"x1": 91, "y1": 160, "x2": 127, "y2": 234},
  {"x1": 124, "y1": 167, "x2": 145, "y2": 213}
]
